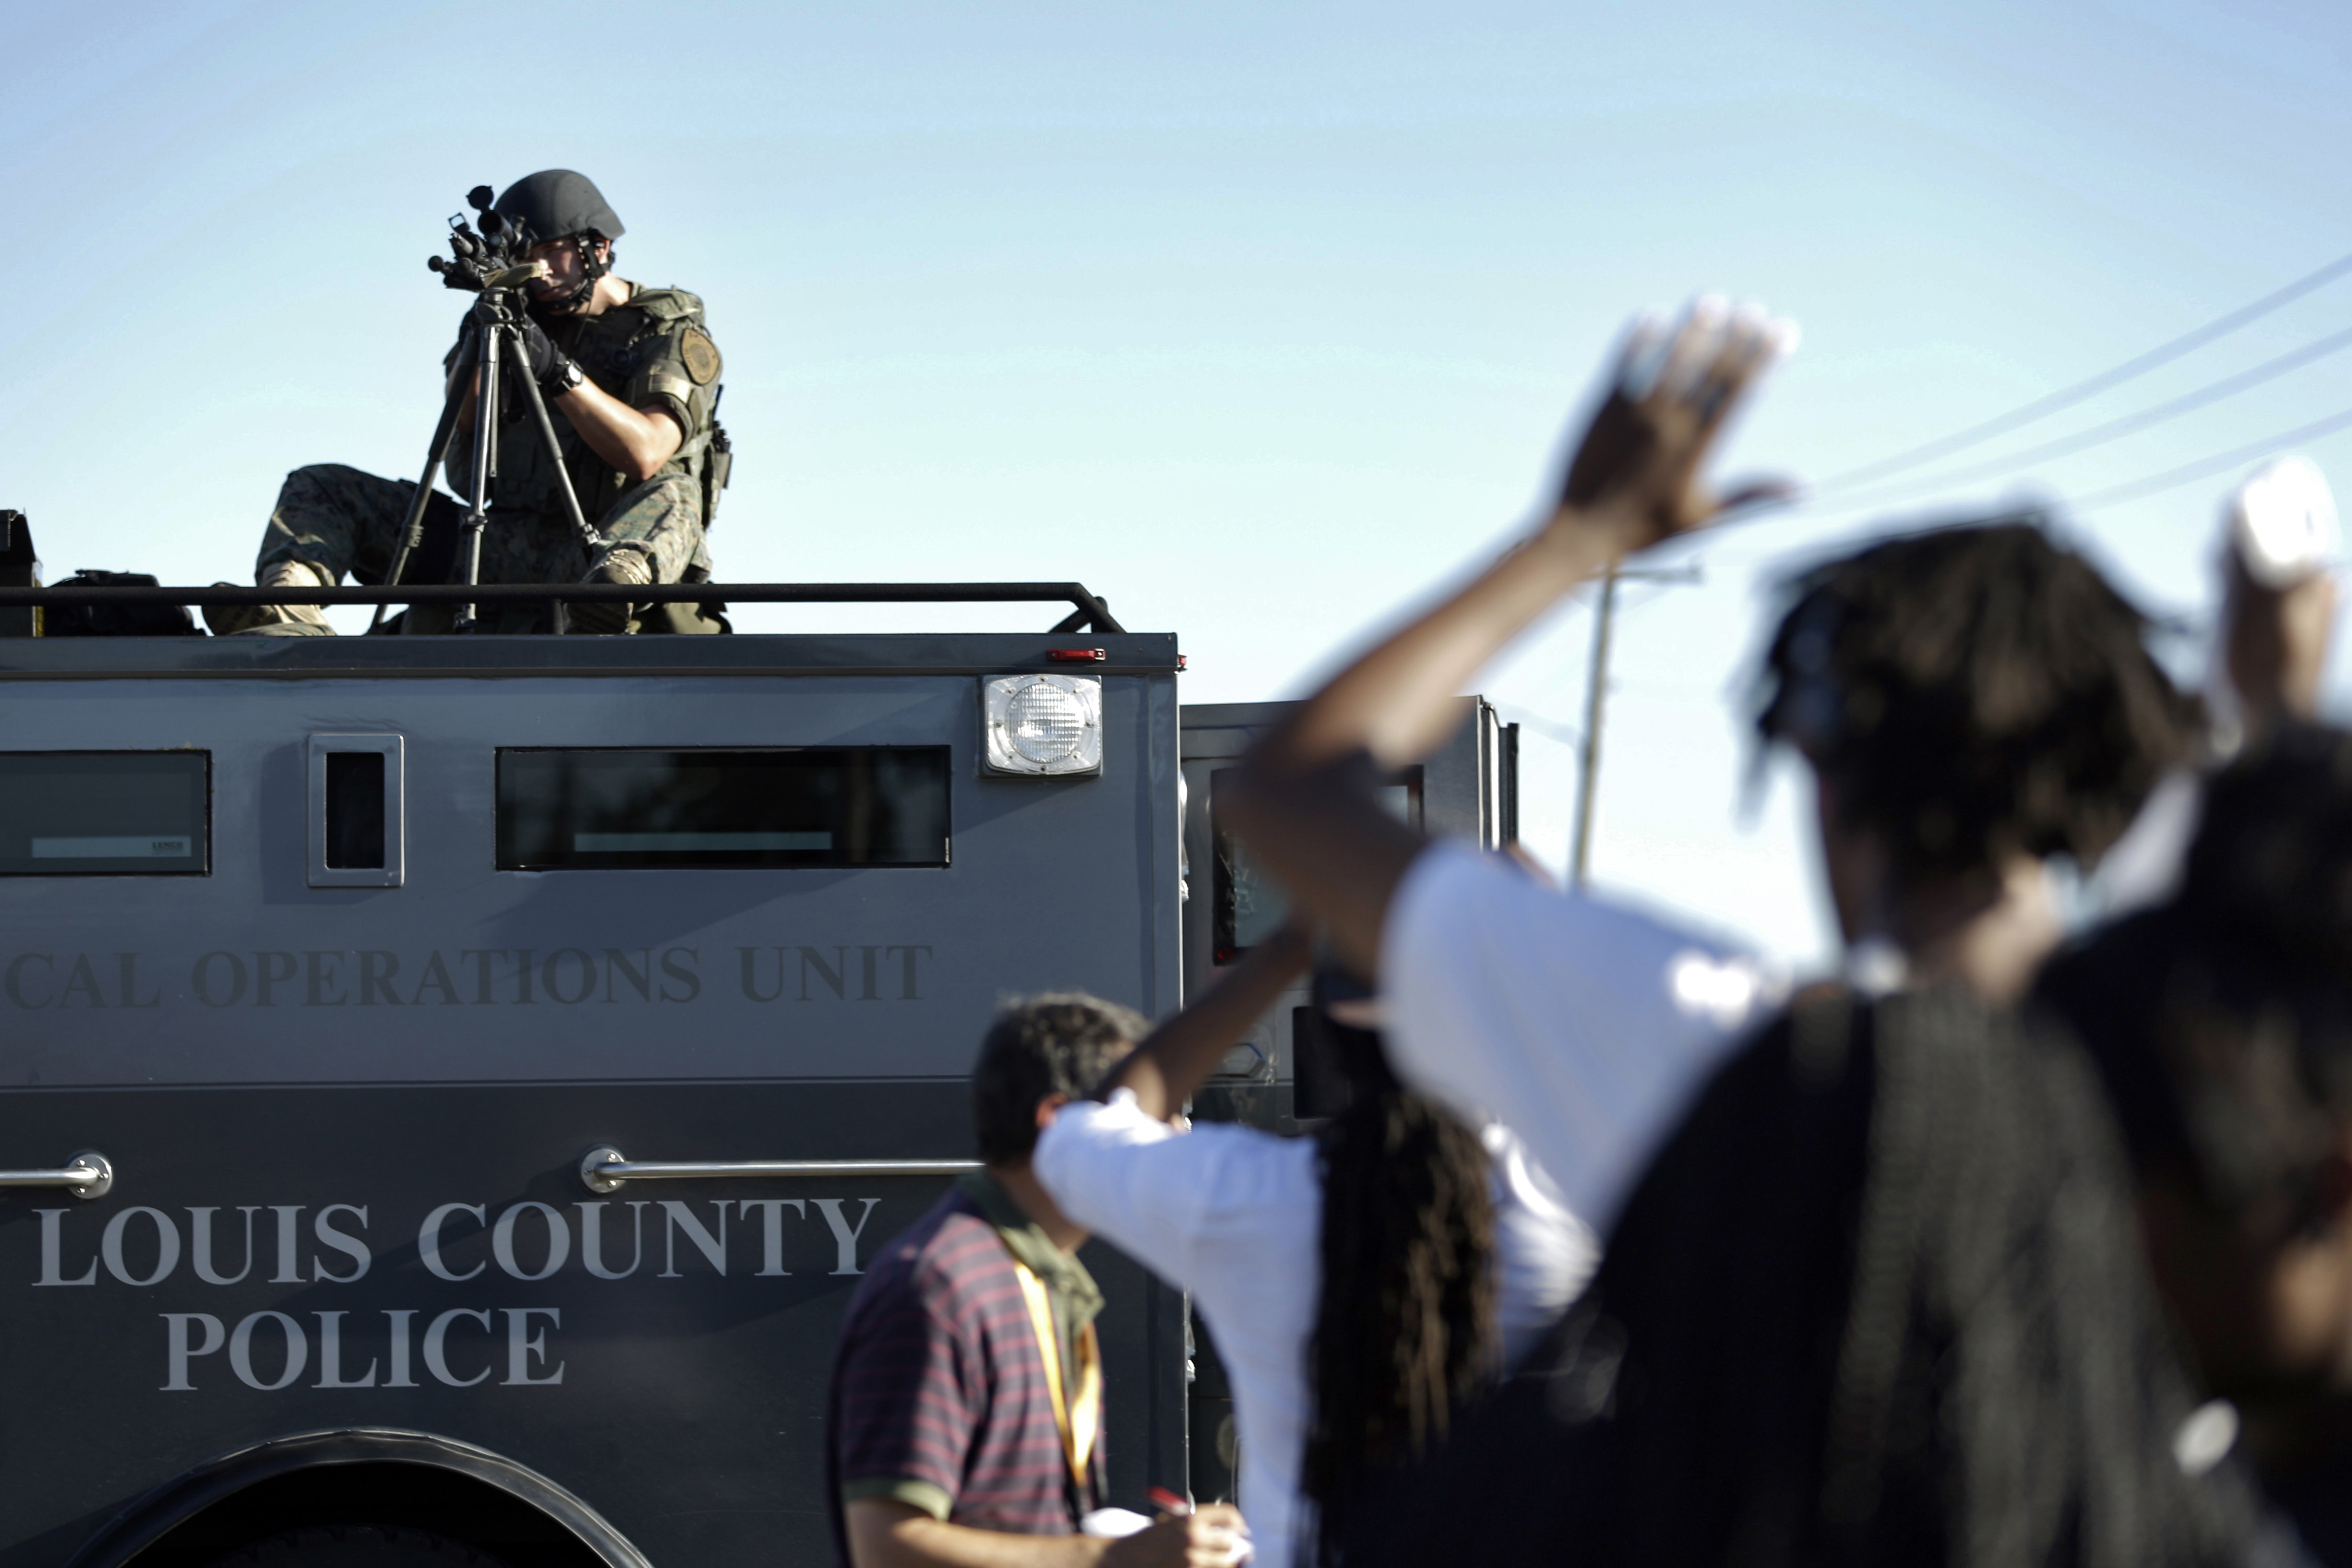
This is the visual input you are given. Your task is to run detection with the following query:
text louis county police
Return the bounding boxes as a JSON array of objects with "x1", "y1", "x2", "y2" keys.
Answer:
[{"x1": 31, "y1": 1195, "x2": 884, "y2": 1392}]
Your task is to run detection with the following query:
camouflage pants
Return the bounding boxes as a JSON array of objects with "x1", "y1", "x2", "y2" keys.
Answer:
[{"x1": 256, "y1": 463, "x2": 711, "y2": 633}]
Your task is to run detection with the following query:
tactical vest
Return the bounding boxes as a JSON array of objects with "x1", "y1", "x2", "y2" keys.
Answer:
[{"x1": 468, "y1": 285, "x2": 729, "y2": 535}]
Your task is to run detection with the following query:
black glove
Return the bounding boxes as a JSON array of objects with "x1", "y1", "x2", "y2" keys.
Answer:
[{"x1": 512, "y1": 315, "x2": 580, "y2": 397}]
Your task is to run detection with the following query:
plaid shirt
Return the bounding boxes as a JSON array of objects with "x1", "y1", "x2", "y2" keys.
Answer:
[{"x1": 825, "y1": 1174, "x2": 1104, "y2": 1563}]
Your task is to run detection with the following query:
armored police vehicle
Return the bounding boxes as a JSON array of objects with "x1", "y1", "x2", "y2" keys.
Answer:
[{"x1": 0, "y1": 520, "x2": 1518, "y2": 1568}]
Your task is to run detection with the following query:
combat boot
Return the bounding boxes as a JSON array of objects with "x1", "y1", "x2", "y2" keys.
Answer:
[
  {"x1": 566, "y1": 547, "x2": 651, "y2": 635},
  {"x1": 205, "y1": 559, "x2": 335, "y2": 637}
]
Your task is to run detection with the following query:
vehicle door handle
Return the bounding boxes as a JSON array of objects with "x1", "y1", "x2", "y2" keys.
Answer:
[
  {"x1": 578, "y1": 1145, "x2": 978, "y2": 1194},
  {"x1": 0, "y1": 1151, "x2": 113, "y2": 1200}
]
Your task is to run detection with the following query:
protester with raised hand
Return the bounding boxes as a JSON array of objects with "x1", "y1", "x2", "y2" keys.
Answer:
[
  {"x1": 1032, "y1": 924, "x2": 1588, "y2": 1567},
  {"x1": 1231, "y1": 302, "x2": 2257, "y2": 1563},
  {"x1": 1448, "y1": 517, "x2": 2236, "y2": 1566}
]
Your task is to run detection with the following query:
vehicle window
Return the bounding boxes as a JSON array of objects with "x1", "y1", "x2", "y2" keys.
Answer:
[
  {"x1": 496, "y1": 747, "x2": 952, "y2": 870},
  {"x1": 1210, "y1": 764, "x2": 1418, "y2": 963},
  {"x1": 0, "y1": 751, "x2": 210, "y2": 875},
  {"x1": 325, "y1": 751, "x2": 387, "y2": 869}
]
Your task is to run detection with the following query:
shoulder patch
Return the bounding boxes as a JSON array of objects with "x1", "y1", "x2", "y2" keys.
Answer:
[{"x1": 680, "y1": 329, "x2": 721, "y2": 385}]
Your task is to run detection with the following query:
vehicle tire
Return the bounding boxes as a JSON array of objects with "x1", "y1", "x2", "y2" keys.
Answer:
[{"x1": 204, "y1": 1525, "x2": 513, "y2": 1568}]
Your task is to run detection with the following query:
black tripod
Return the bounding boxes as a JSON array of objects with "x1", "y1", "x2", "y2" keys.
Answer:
[{"x1": 368, "y1": 266, "x2": 603, "y2": 635}]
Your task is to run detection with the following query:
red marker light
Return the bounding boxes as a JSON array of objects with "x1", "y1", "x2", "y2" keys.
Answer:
[{"x1": 1048, "y1": 648, "x2": 1106, "y2": 663}]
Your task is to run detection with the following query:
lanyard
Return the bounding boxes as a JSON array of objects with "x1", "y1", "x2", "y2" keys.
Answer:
[{"x1": 1011, "y1": 1258, "x2": 1102, "y2": 1491}]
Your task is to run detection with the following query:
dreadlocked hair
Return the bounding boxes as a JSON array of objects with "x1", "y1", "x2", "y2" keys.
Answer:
[
  {"x1": 1754, "y1": 515, "x2": 2201, "y2": 887},
  {"x1": 1300, "y1": 1014, "x2": 1495, "y2": 1566},
  {"x1": 1336, "y1": 988, "x2": 2268, "y2": 1568}
]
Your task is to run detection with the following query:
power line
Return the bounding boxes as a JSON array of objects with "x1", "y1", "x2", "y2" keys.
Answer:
[
  {"x1": 1812, "y1": 247, "x2": 2352, "y2": 493},
  {"x1": 1814, "y1": 322, "x2": 2352, "y2": 513},
  {"x1": 1770, "y1": 402, "x2": 2352, "y2": 530},
  {"x1": 2068, "y1": 402, "x2": 2352, "y2": 511}
]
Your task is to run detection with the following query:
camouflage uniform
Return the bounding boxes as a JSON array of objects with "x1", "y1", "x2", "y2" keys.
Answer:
[{"x1": 256, "y1": 285, "x2": 724, "y2": 634}]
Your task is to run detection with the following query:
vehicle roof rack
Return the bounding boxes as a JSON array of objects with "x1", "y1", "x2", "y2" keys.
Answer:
[{"x1": 0, "y1": 581, "x2": 1125, "y2": 634}]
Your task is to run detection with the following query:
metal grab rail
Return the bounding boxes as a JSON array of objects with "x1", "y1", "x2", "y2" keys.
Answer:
[
  {"x1": 578, "y1": 1145, "x2": 977, "y2": 1195},
  {"x1": 0, "y1": 581, "x2": 1125, "y2": 633},
  {"x1": 0, "y1": 1151, "x2": 113, "y2": 1200}
]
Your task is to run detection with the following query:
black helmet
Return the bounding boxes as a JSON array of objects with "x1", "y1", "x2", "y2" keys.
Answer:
[
  {"x1": 492, "y1": 170, "x2": 624, "y2": 247},
  {"x1": 491, "y1": 170, "x2": 623, "y2": 314}
]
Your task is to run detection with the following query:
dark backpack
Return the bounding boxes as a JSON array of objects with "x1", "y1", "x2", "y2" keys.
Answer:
[{"x1": 41, "y1": 570, "x2": 201, "y2": 637}]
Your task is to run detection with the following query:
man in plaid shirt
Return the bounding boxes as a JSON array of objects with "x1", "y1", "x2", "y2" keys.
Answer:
[{"x1": 826, "y1": 993, "x2": 1251, "y2": 1567}]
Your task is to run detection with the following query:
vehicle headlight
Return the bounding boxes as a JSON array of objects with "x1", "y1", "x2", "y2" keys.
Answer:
[{"x1": 982, "y1": 674, "x2": 1104, "y2": 776}]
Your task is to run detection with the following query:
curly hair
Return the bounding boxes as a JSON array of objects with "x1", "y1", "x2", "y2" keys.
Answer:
[
  {"x1": 969, "y1": 992, "x2": 1146, "y2": 1164},
  {"x1": 1754, "y1": 516, "x2": 2201, "y2": 886},
  {"x1": 1299, "y1": 1012, "x2": 1496, "y2": 1565}
]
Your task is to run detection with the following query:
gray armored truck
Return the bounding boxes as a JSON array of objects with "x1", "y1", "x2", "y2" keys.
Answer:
[{"x1": 0, "y1": 534, "x2": 1517, "y2": 1568}]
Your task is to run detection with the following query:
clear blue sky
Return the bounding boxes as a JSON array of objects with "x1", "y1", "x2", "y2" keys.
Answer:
[{"x1": 8, "y1": 0, "x2": 2352, "y2": 966}]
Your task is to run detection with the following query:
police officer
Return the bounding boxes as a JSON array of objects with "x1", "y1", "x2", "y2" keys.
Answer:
[{"x1": 214, "y1": 170, "x2": 725, "y2": 636}]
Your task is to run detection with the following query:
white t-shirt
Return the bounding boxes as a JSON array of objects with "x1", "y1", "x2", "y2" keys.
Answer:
[
  {"x1": 1380, "y1": 840, "x2": 1784, "y2": 1233},
  {"x1": 1035, "y1": 1091, "x2": 1589, "y2": 1568}
]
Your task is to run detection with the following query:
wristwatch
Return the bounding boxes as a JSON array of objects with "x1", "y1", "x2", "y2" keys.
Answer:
[{"x1": 546, "y1": 358, "x2": 588, "y2": 398}]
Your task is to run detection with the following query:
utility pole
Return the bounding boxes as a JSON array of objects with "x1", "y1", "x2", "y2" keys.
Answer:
[
  {"x1": 1570, "y1": 562, "x2": 1701, "y2": 887},
  {"x1": 1570, "y1": 567, "x2": 1618, "y2": 887}
]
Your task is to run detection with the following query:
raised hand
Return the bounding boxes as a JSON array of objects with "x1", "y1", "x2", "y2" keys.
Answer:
[
  {"x1": 1227, "y1": 295, "x2": 1798, "y2": 978},
  {"x1": 2222, "y1": 455, "x2": 2341, "y2": 738},
  {"x1": 1555, "y1": 296, "x2": 1798, "y2": 552}
]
